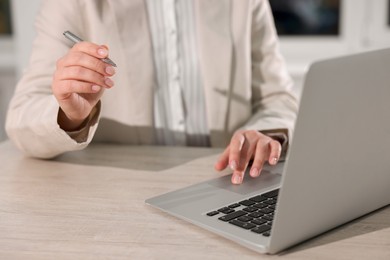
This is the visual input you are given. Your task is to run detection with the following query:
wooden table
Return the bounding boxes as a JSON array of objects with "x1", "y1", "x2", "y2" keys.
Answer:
[{"x1": 0, "y1": 141, "x2": 389, "y2": 259}]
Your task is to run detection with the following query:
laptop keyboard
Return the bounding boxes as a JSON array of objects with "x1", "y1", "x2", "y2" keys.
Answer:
[{"x1": 206, "y1": 189, "x2": 279, "y2": 237}]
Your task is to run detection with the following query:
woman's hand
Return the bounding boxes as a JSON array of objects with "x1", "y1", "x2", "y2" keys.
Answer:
[
  {"x1": 52, "y1": 42, "x2": 116, "y2": 131},
  {"x1": 214, "y1": 130, "x2": 282, "y2": 184}
]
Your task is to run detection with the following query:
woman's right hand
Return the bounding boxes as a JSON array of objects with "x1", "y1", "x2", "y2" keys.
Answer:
[{"x1": 52, "y1": 42, "x2": 116, "y2": 131}]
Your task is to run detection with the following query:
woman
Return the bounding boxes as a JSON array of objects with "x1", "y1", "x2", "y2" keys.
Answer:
[{"x1": 6, "y1": 0, "x2": 298, "y2": 184}]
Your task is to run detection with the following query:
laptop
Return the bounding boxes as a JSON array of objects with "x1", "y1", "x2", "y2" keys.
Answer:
[{"x1": 145, "y1": 48, "x2": 390, "y2": 254}]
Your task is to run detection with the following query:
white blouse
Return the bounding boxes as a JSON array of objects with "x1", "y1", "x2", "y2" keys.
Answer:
[{"x1": 146, "y1": 0, "x2": 210, "y2": 146}]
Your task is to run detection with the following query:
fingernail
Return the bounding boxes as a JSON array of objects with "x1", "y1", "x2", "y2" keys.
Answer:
[
  {"x1": 98, "y1": 48, "x2": 108, "y2": 57},
  {"x1": 105, "y1": 66, "x2": 115, "y2": 75},
  {"x1": 239, "y1": 135, "x2": 245, "y2": 151},
  {"x1": 233, "y1": 175, "x2": 242, "y2": 184},
  {"x1": 92, "y1": 85, "x2": 101, "y2": 92},
  {"x1": 250, "y1": 167, "x2": 260, "y2": 177},
  {"x1": 230, "y1": 160, "x2": 238, "y2": 171},
  {"x1": 271, "y1": 157, "x2": 278, "y2": 165},
  {"x1": 105, "y1": 77, "x2": 114, "y2": 87}
]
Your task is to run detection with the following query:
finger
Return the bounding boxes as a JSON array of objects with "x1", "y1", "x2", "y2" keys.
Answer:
[
  {"x1": 231, "y1": 156, "x2": 252, "y2": 184},
  {"x1": 249, "y1": 140, "x2": 270, "y2": 178},
  {"x1": 236, "y1": 131, "x2": 261, "y2": 172},
  {"x1": 231, "y1": 154, "x2": 253, "y2": 184},
  {"x1": 55, "y1": 80, "x2": 103, "y2": 98},
  {"x1": 59, "y1": 52, "x2": 115, "y2": 77},
  {"x1": 228, "y1": 132, "x2": 246, "y2": 171},
  {"x1": 231, "y1": 169, "x2": 245, "y2": 185},
  {"x1": 59, "y1": 66, "x2": 114, "y2": 89},
  {"x1": 214, "y1": 145, "x2": 230, "y2": 171},
  {"x1": 268, "y1": 140, "x2": 282, "y2": 165},
  {"x1": 71, "y1": 41, "x2": 110, "y2": 59}
]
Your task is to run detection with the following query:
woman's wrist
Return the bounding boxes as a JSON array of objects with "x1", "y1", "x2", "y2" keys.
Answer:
[{"x1": 57, "y1": 109, "x2": 89, "y2": 132}]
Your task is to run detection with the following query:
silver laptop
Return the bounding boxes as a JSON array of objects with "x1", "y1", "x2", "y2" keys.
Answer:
[{"x1": 146, "y1": 48, "x2": 390, "y2": 254}]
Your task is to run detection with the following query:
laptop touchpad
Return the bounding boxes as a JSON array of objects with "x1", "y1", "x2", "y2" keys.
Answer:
[{"x1": 208, "y1": 169, "x2": 282, "y2": 196}]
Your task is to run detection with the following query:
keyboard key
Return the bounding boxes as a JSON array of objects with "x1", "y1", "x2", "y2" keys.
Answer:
[
  {"x1": 237, "y1": 216, "x2": 253, "y2": 222},
  {"x1": 259, "y1": 208, "x2": 274, "y2": 214},
  {"x1": 239, "y1": 200, "x2": 256, "y2": 206},
  {"x1": 206, "y1": 211, "x2": 219, "y2": 217},
  {"x1": 229, "y1": 220, "x2": 256, "y2": 230},
  {"x1": 251, "y1": 219, "x2": 267, "y2": 225},
  {"x1": 264, "y1": 199, "x2": 277, "y2": 205},
  {"x1": 251, "y1": 224, "x2": 271, "y2": 234},
  {"x1": 262, "y1": 231, "x2": 271, "y2": 237},
  {"x1": 263, "y1": 189, "x2": 279, "y2": 198},
  {"x1": 261, "y1": 215, "x2": 273, "y2": 221},
  {"x1": 218, "y1": 207, "x2": 230, "y2": 212},
  {"x1": 218, "y1": 207, "x2": 235, "y2": 214},
  {"x1": 243, "y1": 207, "x2": 257, "y2": 213},
  {"x1": 249, "y1": 195, "x2": 268, "y2": 203},
  {"x1": 228, "y1": 203, "x2": 241, "y2": 208},
  {"x1": 223, "y1": 208, "x2": 235, "y2": 214},
  {"x1": 218, "y1": 210, "x2": 246, "y2": 222},
  {"x1": 253, "y1": 203, "x2": 268, "y2": 209},
  {"x1": 248, "y1": 212, "x2": 263, "y2": 218}
]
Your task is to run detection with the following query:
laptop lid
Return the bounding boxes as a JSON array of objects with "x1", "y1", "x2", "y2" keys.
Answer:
[
  {"x1": 268, "y1": 48, "x2": 390, "y2": 253},
  {"x1": 146, "y1": 48, "x2": 390, "y2": 254}
]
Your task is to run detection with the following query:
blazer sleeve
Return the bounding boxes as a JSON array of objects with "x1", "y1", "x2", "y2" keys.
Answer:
[
  {"x1": 241, "y1": 0, "x2": 299, "y2": 141},
  {"x1": 5, "y1": 0, "x2": 100, "y2": 159}
]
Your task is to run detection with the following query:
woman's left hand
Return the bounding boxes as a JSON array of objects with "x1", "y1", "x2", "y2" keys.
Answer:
[{"x1": 214, "y1": 130, "x2": 282, "y2": 184}]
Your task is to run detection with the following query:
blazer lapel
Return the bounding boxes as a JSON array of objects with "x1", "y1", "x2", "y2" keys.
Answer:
[{"x1": 195, "y1": 0, "x2": 232, "y2": 135}]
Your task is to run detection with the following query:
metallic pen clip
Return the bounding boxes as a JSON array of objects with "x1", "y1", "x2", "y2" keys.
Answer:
[{"x1": 63, "y1": 31, "x2": 117, "y2": 67}]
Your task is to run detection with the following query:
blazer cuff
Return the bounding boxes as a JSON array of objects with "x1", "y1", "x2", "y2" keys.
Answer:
[
  {"x1": 66, "y1": 102, "x2": 101, "y2": 143},
  {"x1": 259, "y1": 128, "x2": 289, "y2": 161}
]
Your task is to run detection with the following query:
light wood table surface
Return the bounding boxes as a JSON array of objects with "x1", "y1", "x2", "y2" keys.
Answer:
[{"x1": 0, "y1": 141, "x2": 389, "y2": 259}]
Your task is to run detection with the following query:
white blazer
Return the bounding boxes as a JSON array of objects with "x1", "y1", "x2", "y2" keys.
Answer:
[{"x1": 6, "y1": 0, "x2": 298, "y2": 158}]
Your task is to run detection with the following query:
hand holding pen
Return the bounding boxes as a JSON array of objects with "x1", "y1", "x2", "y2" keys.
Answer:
[
  {"x1": 52, "y1": 31, "x2": 116, "y2": 132},
  {"x1": 63, "y1": 31, "x2": 117, "y2": 67}
]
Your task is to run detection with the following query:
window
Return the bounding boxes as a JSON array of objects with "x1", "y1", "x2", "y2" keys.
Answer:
[
  {"x1": 268, "y1": 0, "x2": 367, "y2": 78},
  {"x1": 388, "y1": 0, "x2": 390, "y2": 26},
  {"x1": 270, "y1": 0, "x2": 341, "y2": 36},
  {"x1": 0, "y1": 0, "x2": 13, "y2": 69},
  {"x1": 0, "y1": 0, "x2": 12, "y2": 36}
]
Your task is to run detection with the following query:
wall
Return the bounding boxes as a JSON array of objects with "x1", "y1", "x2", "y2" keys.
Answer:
[
  {"x1": 0, "y1": 68, "x2": 16, "y2": 141},
  {"x1": 0, "y1": 38, "x2": 16, "y2": 141},
  {"x1": 0, "y1": 0, "x2": 41, "y2": 141}
]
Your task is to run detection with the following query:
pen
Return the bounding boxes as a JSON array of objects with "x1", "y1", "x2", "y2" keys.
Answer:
[{"x1": 63, "y1": 30, "x2": 117, "y2": 67}]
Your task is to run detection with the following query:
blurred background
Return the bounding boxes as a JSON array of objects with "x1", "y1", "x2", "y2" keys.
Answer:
[{"x1": 0, "y1": 0, "x2": 389, "y2": 142}]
